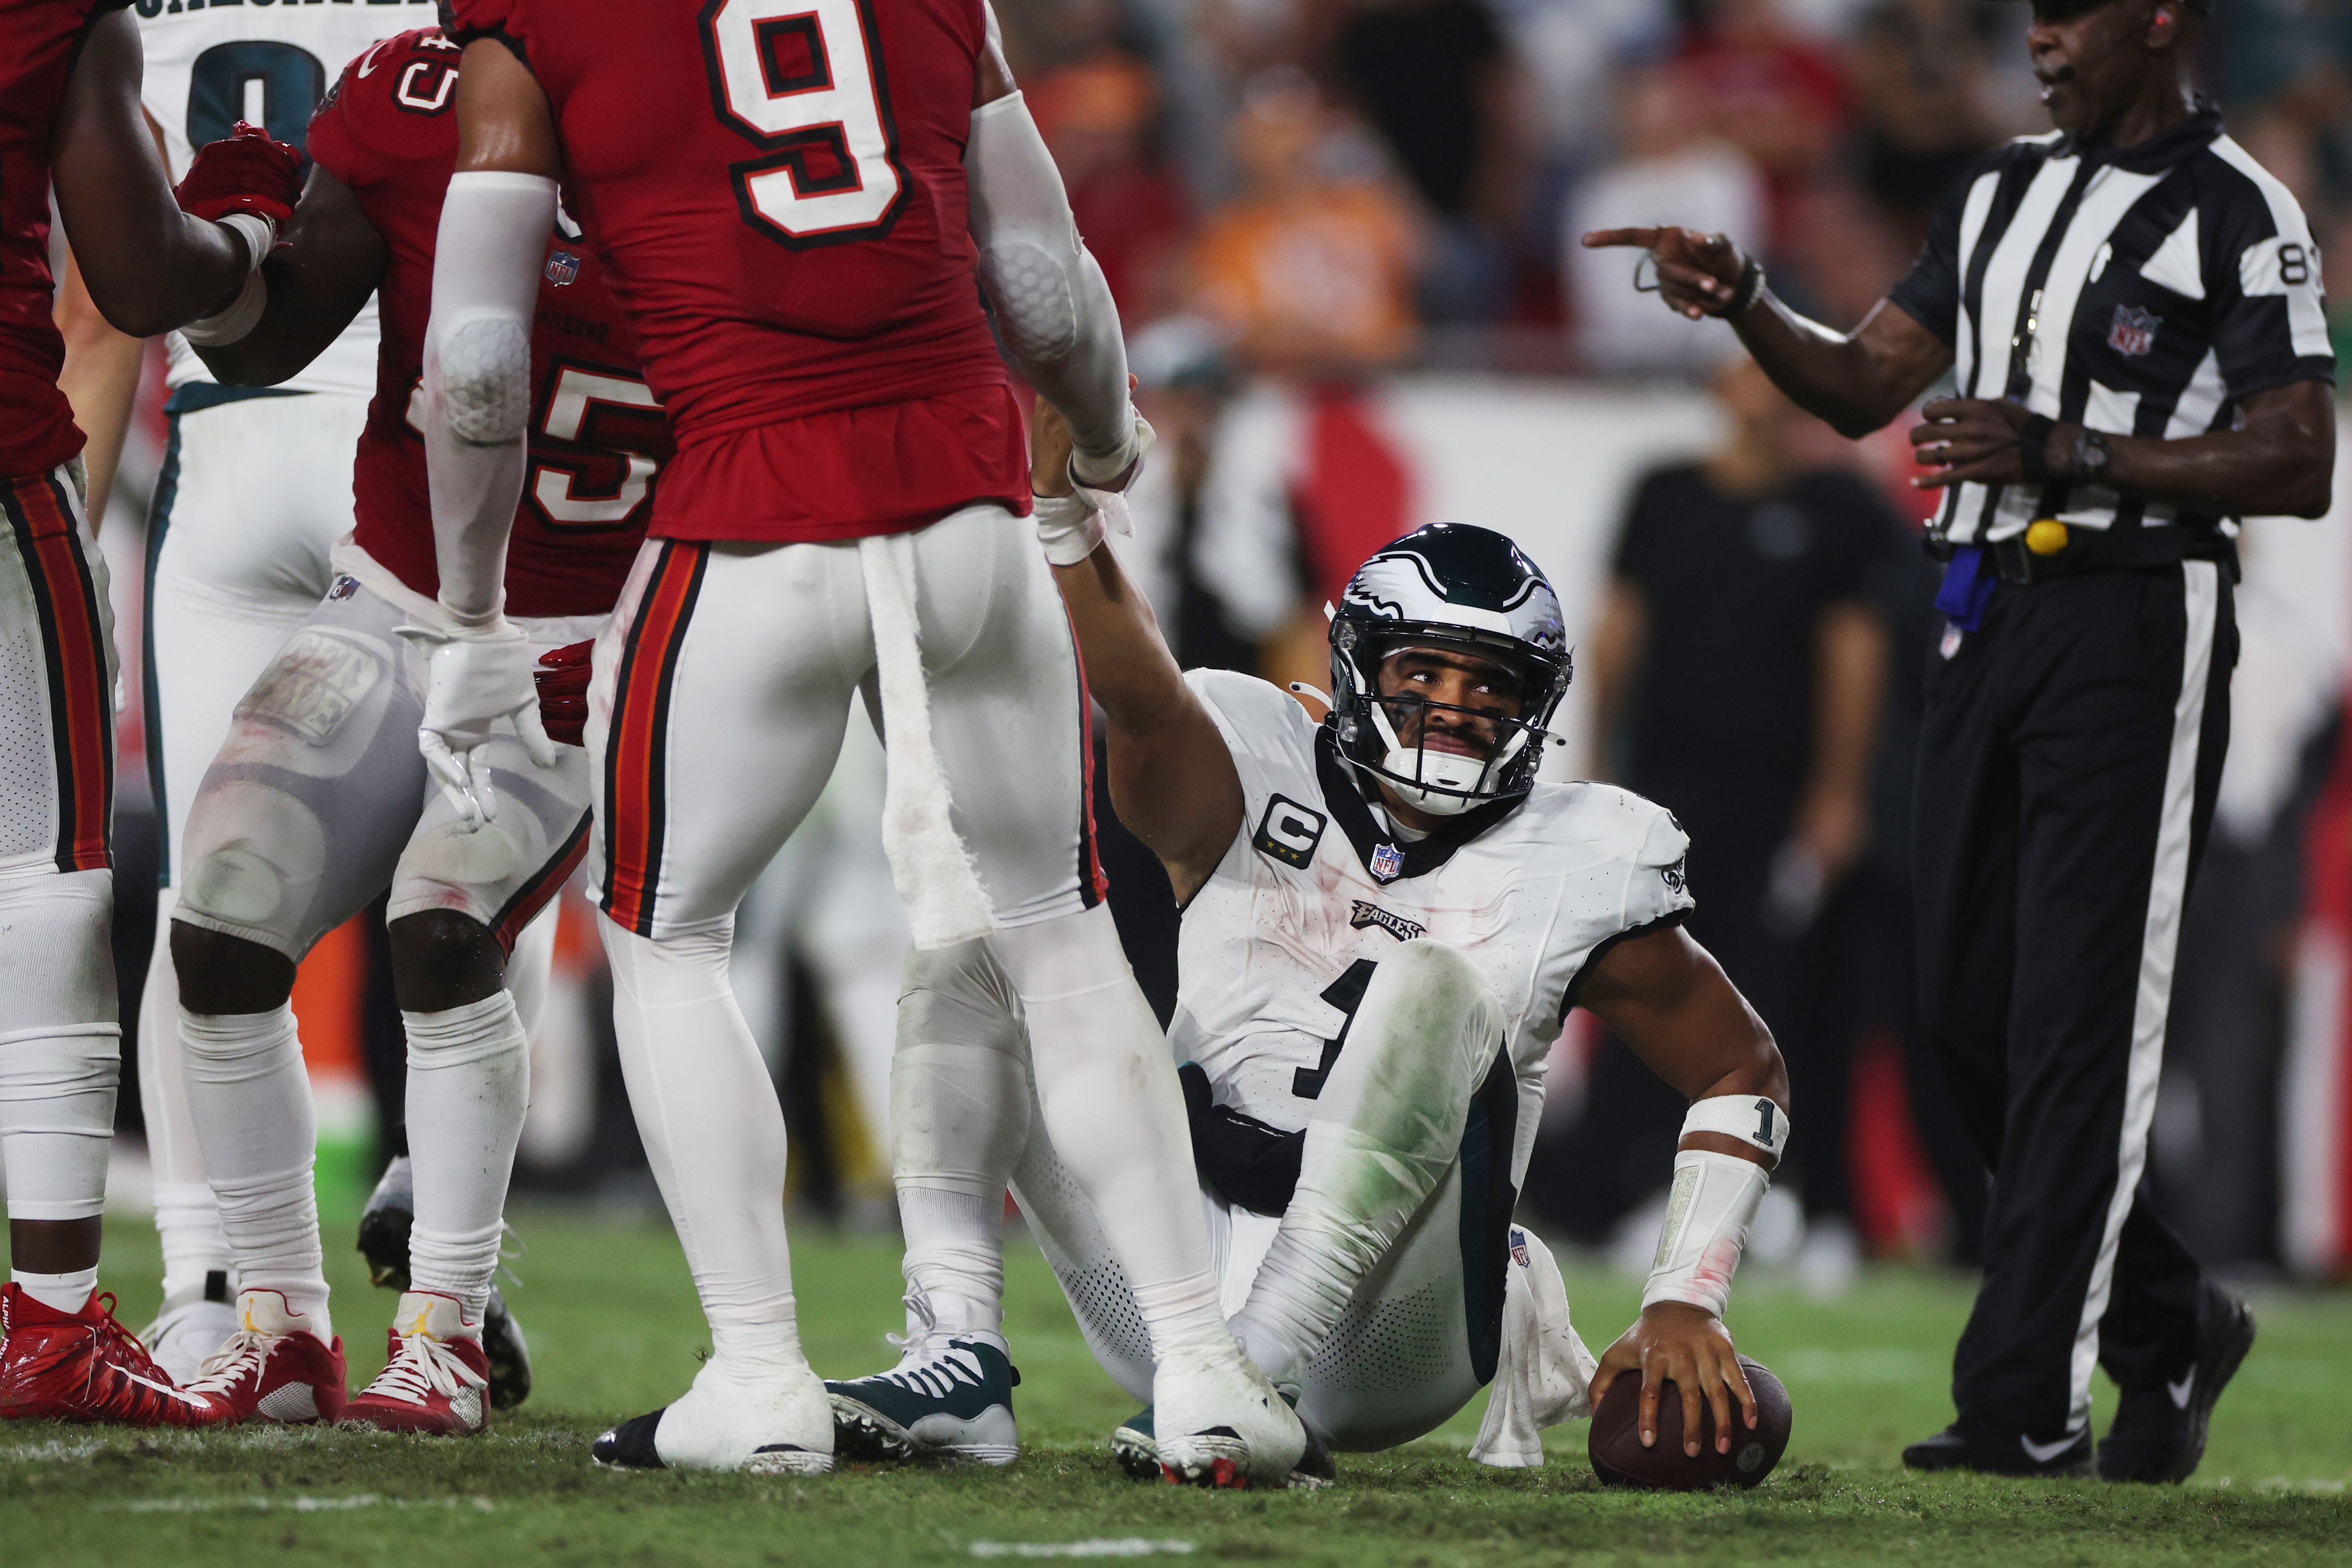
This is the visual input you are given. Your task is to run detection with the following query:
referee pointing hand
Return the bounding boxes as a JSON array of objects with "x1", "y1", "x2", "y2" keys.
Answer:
[{"x1": 1589, "y1": 0, "x2": 2333, "y2": 1483}]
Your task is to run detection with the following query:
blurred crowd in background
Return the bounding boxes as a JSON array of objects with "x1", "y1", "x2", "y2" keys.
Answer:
[{"x1": 60, "y1": 0, "x2": 2352, "y2": 1301}]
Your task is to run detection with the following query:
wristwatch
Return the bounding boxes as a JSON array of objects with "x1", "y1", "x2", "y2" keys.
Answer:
[{"x1": 2072, "y1": 428, "x2": 2111, "y2": 479}]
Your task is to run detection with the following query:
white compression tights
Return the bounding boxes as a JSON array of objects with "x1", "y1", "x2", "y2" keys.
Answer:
[
  {"x1": 983, "y1": 906, "x2": 1229, "y2": 1358},
  {"x1": 600, "y1": 916, "x2": 805, "y2": 1371}
]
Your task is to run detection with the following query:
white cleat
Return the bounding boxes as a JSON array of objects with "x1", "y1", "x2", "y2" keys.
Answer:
[
  {"x1": 1150, "y1": 1344, "x2": 1306, "y2": 1489},
  {"x1": 593, "y1": 1353, "x2": 834, "y2": 1475},
  {"x1": 144, "y1": 1298, "x2": 240, "y2": 1386}
]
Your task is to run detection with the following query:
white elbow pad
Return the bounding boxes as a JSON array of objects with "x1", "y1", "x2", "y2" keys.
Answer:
[
  {"x1": 1639, "y1": 1099, "x2": 1789, "y2": 1317},
  {"x1": 435, "y1": 313, "x2": 533, "y2": 445},
  {"x1": 967, "y1": 91, "x2": 1133, "y2": 471}
]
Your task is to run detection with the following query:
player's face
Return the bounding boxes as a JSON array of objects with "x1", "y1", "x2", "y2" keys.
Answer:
[
  {"x1": 2026, "y1": 0, "x2": 2169, "y2": 138},
  {"x1": 1375, "y1": 647, "x2": 1526, "y2": 760}
]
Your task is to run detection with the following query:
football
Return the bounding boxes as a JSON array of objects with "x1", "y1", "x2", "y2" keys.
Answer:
[{"x1": 1588, "y1": 1357, "x2": 1793, "y2": 1491}]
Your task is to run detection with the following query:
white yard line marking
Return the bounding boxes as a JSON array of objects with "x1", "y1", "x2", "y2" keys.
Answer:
[
  {"x1": 969, "y1": 1541, "x2": 1197, "y2": 1558},
  {"x1": 94, "y1": 1494, "x2": 499, "y2": 1514}
]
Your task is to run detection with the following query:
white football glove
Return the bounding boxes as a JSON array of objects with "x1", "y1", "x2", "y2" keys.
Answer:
[
  {"x1": 398, "y1": 618, "x2": 559, "y2": 829},
  {"x1": 1036, "y1": 411, "x2": 1156, "y2": 568}
]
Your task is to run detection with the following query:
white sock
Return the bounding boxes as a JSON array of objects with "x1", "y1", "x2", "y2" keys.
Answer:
[
  {"x1": 897, "y1": 1186, "x2": 1003, "y2": 1339},
  {"x1": 178, "y1": 1004, "x2": 331, "y2": 1339},
  {"x1": 987, "y1": 906, "x2": 1229, "y2": 1358},
  {"x1": 600, "y1": 918, "x2": 804, "y2": 1367},
  {"x1": 138, "y1": 894, "x2": 234, "y2": 1309},
  {"x1": 402, "y1": 991, "x2": 529, "y2": 1323},
  {"x1": 12, "y1": 1267, "x2": 98, "y2": 1315}
]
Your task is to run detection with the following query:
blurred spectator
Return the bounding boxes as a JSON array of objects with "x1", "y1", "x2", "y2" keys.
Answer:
[
  {"x1": 1674, "y1": 0, "x2": 1849, "y2": 255},
  {"x1": 1844, "y1": 0, "x2": 2000, "y2": 250},
  {"x1": 1564, "y1": 64, "x2": 1763, "y2": 377},
  {"x1": 1491, "y1": 0, "x2": 1678, "y2": 169},
  {"x1": 1187, "y1": 69, "x2": 1425, "y2": 370},
  {"x1": 1031, "y1": 52, "x2": 1195, "y2": 323},
  {"x1": 1333, "y1": 0, "x2": 1538, "y2": 319},
  {"x1": 1544, "y1": 354, "x2": 1903, "y2": 1280}
]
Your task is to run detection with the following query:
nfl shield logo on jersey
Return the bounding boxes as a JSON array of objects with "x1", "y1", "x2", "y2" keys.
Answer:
[
  {"x1": 2108, "y1": 303, "x2": 2160, "y2": 356},
  {"x1": 545, "y1": 250, "x2": 580, "y2": 287},
  {"x1": 1369, "y1": 843, "x2": 1405, "y2": 881}
]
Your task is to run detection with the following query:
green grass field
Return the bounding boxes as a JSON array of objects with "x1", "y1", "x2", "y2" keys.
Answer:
[{"x1": 5, "y1": 1206, "x2": 2349, "y2": 1566}]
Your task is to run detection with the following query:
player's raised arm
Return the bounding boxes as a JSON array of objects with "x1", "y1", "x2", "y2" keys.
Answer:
[
  {"x1": 1031, "y1": 398, "x2": 1245, "y2": 903},
  {"x1": 1575, "y1": 924, "x2": 1790, "y2": 1460},
  {"x1": 410, "y1": 36, "x2": 563, "y2": 826},
  {"x1": 1580, "y1": 226, "x2": 1950, "y2": 439},
  {"x1": 966, "y1": 3, "x2": 1147, "y2": 488},
  {"x1": 184, "y1": 161, "x2": 390, "y2": 388},
  {"x1": 50, "y1": 11, "x2": 292, "y2": 338}
]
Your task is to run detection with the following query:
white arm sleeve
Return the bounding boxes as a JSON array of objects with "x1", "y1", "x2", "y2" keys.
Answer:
[
  {"x1": 966, "y1": 91, "x2": 1138, "y2": 483},
  {"x1": 423, "y1": 171, "x2": 556, "y2": 625}
]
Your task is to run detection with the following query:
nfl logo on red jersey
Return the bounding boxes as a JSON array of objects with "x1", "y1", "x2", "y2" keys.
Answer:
[
  {"x1": 2108, "y1": 304, "x2": 2159, "y2": 356},
  {"x1": 545, "y1": 250, "x2": 580, "y2": 287}
]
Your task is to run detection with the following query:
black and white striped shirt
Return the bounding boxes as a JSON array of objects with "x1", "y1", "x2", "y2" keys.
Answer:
[{"x1": 1889, "y1": 101, "x2": 2334, "y2": 545}]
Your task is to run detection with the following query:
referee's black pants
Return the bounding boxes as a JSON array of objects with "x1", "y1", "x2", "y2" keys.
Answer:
[{"x1": 1915, "y1": 561, "x2": 2234, "y2": 1444}]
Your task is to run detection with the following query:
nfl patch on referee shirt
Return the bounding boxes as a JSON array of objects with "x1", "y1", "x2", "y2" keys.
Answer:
[{"x1": 2108, "y1": 303, "x2": 2160, "y2": 357}]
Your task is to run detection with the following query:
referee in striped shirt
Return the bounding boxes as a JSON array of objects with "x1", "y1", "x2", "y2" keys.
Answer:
[{"x1": 1588, "y1": 0, "x2": 2333, "y2": 1483}]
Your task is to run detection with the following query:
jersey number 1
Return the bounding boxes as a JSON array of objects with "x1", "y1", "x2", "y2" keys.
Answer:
[{"x1": 701, "y1": 0, "x2": 907, "y2": 248}]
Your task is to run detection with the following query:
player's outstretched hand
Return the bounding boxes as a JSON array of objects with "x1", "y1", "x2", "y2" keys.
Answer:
[
  {"x1": 1589, "y1": 1302, "x2": 1759, "y2": 1459},
  {"x1": 1029, "y1": 384, "x2": 1152, "y2": 567},
  {"x1": 1580, "y1": 226, "x2": 1748, "y2": 321},
  {"x1": 175, "y1": 120, "x2": 304, "y2": 226},
  {"x1": 399, "y1": 620, "x2": 561, "y2": 829},
  {"x1": 534, "y1": 640, "x2": 595, "y2": 748}
]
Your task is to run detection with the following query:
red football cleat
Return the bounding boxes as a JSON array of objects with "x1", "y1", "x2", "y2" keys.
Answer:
[
  {"x1": 179, "y1": 1291, "x2": 347, "y2": 1425},
  {"x1": 0, "y1": 1285, "x2": 221, "y2": 1427},
  {"x1": 341, "y1": 1293, "x2": 491, "y2": 1435}
]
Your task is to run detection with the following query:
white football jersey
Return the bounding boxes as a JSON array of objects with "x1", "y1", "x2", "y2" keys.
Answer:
[
  {"x1": 136, "y1": 0, "x2": 434, "y2": 396},
  {"x1": 1173, "y1": 670, "x2": 1694, "y2": 1189}
]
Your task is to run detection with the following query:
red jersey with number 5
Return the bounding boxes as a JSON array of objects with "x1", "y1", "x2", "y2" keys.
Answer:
[
  {"x1": 445, "y1": 0, "x2": 1025, "y2": 544},
  {"x1": 0, "y1": 0, "x2": 130, "y2": 478},
  {"x1": 307, "y1": 28, "x2": 668, "y2": 618}
]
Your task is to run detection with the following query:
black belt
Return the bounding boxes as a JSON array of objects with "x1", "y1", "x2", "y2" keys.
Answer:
[{"x1": 1926, "y1": 525, "x2": 2239, "y2": 585}]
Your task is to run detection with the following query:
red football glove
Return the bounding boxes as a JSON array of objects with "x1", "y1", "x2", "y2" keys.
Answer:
[
  {"x1": 534, "y1": 639, "x2": 595, "y2": 748},
  {"x1": 174, "y1": 121, "x2": 303, "y2": 226}
]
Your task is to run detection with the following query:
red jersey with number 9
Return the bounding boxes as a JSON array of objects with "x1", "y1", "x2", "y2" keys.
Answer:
[
  {"x1": 445, "y1": 0, "x2": 1026, "y2": 544},
  {"x1": 307, "y1": 28, "x2": 668, "y2": 618},
  {"x1": 0, "y1": 0, "x2": 131, "y2": 478}
]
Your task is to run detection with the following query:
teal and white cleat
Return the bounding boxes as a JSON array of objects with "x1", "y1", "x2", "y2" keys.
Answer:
[{"x1": 826, "y1": 1333, "x2": 1022, "y2": 1467}]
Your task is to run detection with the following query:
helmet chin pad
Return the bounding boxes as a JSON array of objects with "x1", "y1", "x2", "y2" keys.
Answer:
[{"x1": 1368, "y1": 701, "x2": 1529, "y2": 814}]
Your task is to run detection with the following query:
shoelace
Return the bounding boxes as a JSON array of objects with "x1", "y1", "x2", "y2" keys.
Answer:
[
  {"x1": 87, "y1": 1294, "x2": 170, "y2": 1383},
  {"x1": 367, "y1": 1333, "x2": 486, "y2": 1408},
  {"x1": 183, "y1": 1331, "x2": 281, "y2": 1395},
  {"x1": 875, "y1": 1299, "x2": 987, "y2": 1400}
]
